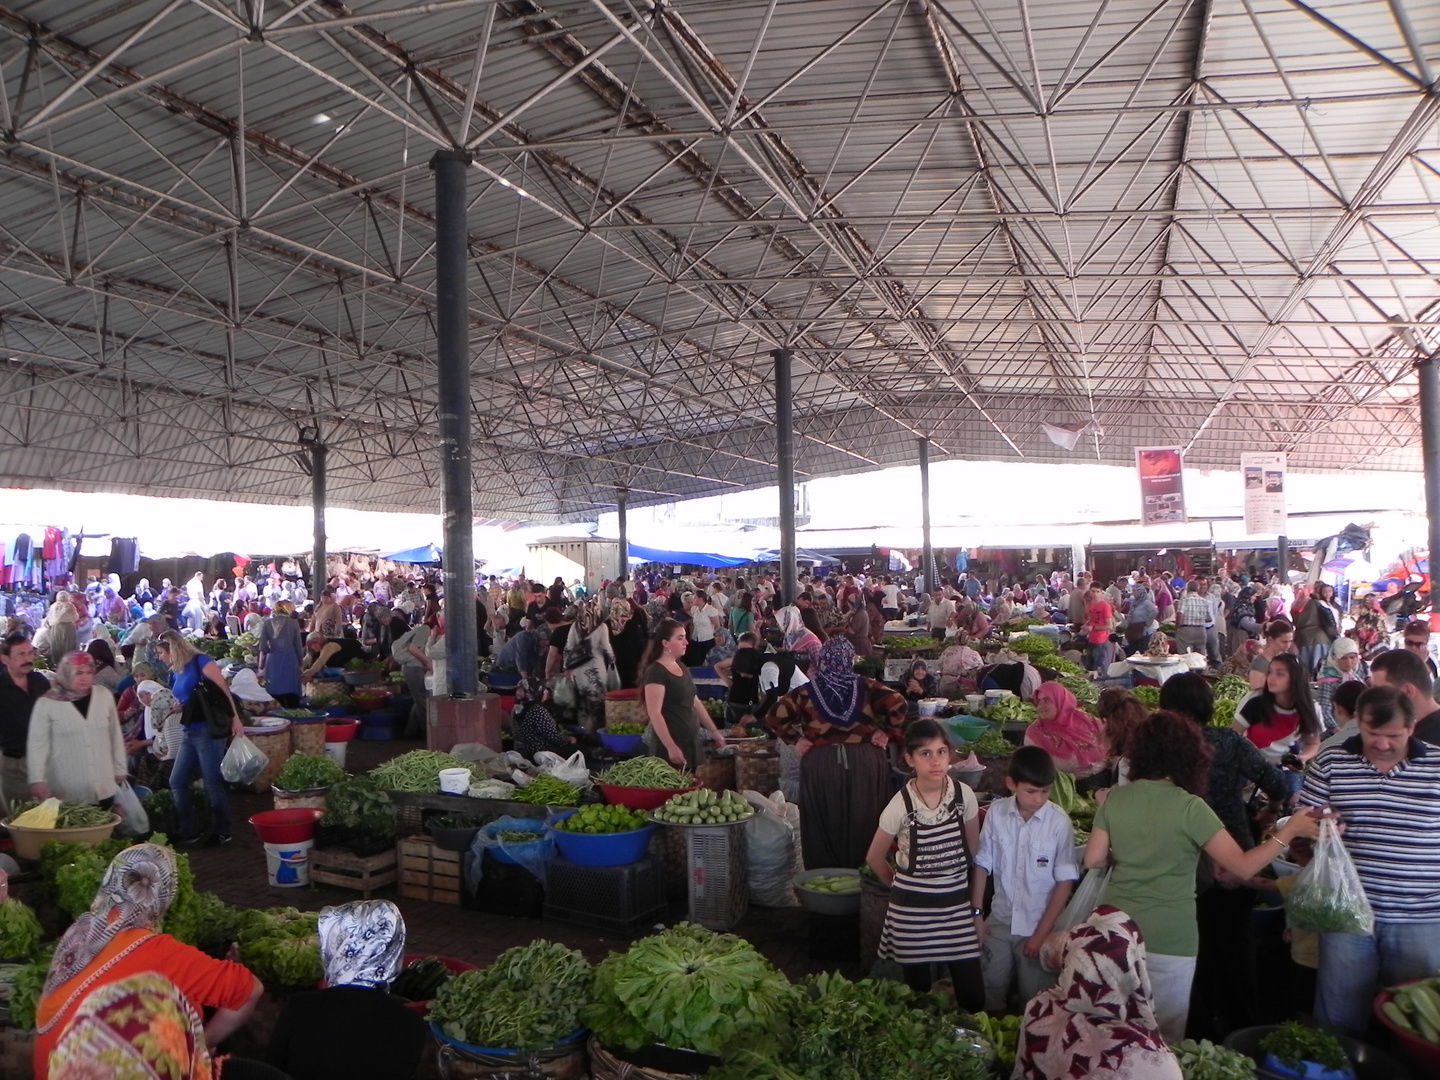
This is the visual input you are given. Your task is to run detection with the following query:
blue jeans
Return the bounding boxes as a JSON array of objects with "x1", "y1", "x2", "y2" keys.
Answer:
[
  {"x1": 1317, "y1": 920, "x2": 1440, "y2": 1035},
  {"x1": 170, "y1": 726, "x2": 231, "y2": 840}
]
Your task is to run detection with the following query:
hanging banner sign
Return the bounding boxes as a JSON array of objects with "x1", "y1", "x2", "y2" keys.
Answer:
[
  {"x1": 1136, "y1": 447, "x2": 1187, "y2": 525},
  {"x1": 1242, "y1": 452, "x2": 1287, "y2": 536}
]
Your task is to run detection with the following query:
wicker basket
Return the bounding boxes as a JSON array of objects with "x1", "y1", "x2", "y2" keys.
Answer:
[
  {"x1": 734, "y1": 751, "x2": 780, "y2": 794},
  {"x1": 694, "y1": 751, "x2": 735, "y2": 793},
  {"x1": 603, "y1": 694, "x2": 648, "y2": 728},
  {"x1": 245, "y1": 722, "x2": 292, "y2": 793},
  {"x1": 587, "y1": 1037, "x2": 712, "y2": 1080},
  {"x1": 435, "y1": 1033, "x2": 588, "y2": 1079},
  {"x1": 288, "y1": 716, "x2": 330, "y2": 757},
  {"x1": 0, "y1": 1023, "x2": 36, "y2": 1080}
]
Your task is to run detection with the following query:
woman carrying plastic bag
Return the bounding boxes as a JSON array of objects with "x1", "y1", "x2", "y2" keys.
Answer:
[{"x1": 220, "y1": 734, "x2": 270, "y2": 787}]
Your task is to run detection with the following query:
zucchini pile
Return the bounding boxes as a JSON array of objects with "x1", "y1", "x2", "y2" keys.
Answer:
[{"x1": 654, "y1": 788, "x2": 752, "y2": 825}]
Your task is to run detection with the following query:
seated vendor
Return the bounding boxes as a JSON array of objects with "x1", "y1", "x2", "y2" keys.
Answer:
[
  {"x1": 229, "y1": 668, "x2": 279, "y2": 719},
  {"x1": 301, "y1": 633, "x2": 370, "y2": 681}
]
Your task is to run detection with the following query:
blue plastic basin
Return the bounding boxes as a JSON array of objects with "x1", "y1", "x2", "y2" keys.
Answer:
[
  {"x1": 547, "y1": 809, "x2": 656, "y2": 867},
  {"x1": 599, "y1": 731, "x2": 645, "y2": 755}
]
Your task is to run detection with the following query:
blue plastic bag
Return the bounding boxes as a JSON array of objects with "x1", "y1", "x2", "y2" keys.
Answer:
[{"x1": 464, "y1": 816, "x2": 552, "y2": 892}]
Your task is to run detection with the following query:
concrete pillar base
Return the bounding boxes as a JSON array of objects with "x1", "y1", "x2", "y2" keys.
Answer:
[{"x1": 426, "y1": 694, "x2": 503, "y2": 754}]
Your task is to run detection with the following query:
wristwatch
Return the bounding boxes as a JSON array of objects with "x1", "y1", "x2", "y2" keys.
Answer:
[{"x1": 971, "y1": 908, "x2": 984, "y2": 918}]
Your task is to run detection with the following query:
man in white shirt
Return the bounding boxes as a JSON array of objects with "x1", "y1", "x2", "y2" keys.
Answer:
[
  {"x1": 926, "y1": 590, "x2": 955, "y2": 640},
  {"x1": 687, "y1": 592, "x2": 721, "y2": 665},
  {"x1": 881, "y1": 577, "x2": 901, "y2": 620}
]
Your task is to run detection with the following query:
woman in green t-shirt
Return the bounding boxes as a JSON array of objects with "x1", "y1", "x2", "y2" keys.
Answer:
[
  {"x1": 1083, "y1": 710, "x2": 1319, "y2": 1043},
  {"x1": 638, "y1": 618, "x2": 726, "y2": 770}
]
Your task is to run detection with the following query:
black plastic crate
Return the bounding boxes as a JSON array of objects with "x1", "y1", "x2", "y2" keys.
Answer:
[
  {"x1": 465, "y1": 852, "x2": 544, "y2": 919},
  {"x1": 543, "y1": 855, "x2": 667, "y2": 936}
]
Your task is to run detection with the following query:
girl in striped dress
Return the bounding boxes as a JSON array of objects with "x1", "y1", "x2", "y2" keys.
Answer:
[{"x1": 866, "y1": 718, "x2": 984, "y2": 1009}]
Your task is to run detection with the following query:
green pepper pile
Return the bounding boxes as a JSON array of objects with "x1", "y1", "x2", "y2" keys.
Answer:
[{"x1": 553, "y1": 804, "x2": 648, "y2": 834}]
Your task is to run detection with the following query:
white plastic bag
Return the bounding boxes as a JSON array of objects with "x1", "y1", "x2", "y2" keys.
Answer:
[
  {"x1": 1038, "y1": 867, "x2": 1112, "y2": 972},
  {"x1": 533, "y1": 750, "x2": 590, "y2": 787},
  {"x1": 742, "y1": 790, "x2": 799, "y2": 907},
  {"x1": 220, "y1": 735, "x2": 269, "y2": 786},
  {"x1": 1287, "y1": 817, "x2": 1374, "y2": 935},
  {"x1": 113, "y1": 781, "x2": 150, "y2": 837}
]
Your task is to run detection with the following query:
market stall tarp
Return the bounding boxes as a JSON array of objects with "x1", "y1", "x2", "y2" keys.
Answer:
[
  {"x1": 625, "y1": 542, "x2": 750, "y2": 569},
  {"x1": 381, "y1": 543, "x2": 443, "y2": 564}
]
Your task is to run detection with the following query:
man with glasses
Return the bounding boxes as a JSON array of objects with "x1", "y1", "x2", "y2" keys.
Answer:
[{"x1": 1401, "y1": 620, "x2": 1437, "y2": 681}]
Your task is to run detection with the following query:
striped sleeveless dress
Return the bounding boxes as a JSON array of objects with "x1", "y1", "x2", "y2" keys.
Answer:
[{"x1": 877, "y1": 783, "x2": 980, "y2": 965}]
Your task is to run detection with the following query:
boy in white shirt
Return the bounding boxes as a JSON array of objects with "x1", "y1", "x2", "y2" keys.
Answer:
[{"x1": 970, "y1": 745, "x2": 1079, "y2": 1012}]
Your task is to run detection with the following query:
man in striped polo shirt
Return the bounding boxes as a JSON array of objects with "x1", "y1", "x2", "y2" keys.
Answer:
[{"x1": 1299, "y1": 685, "x2": 1440, "y2": 1035}]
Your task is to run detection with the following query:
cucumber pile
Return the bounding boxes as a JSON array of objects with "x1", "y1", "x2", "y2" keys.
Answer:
[
  {"x1": 391, "y1": 956, "x2": 454, "y2": 1003},
  {"x1": 1385, "y1": 977, "x2": 1440, "y2": 1045},
  {"x1": 654, "y1": 788, "x2": 753, "y2": 825},
  {"x1": 801, "y1": 874, "x2": 860, "y2": 894}
]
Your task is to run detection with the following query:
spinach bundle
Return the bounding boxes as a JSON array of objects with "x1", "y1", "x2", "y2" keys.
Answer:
[
  {"x1": 0, "y1": 899, "x2": 42, "y2": 962},
  {"x1": 713, "y1": 973, "x2": 990, "y2": 1080},
  {"x1": 431, "y1": 940, "x2": 590, "y2": 1051},
  {"x1": 583, "y1": 923, "x2": 795, "y2": 1057},
  {"x1": 274, "y1": 752, "x2": 347, "y2": 791}
]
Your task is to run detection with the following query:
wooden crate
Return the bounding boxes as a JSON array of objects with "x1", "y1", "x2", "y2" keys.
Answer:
[
  {"x1": 398, "y1": 836, "x2": 462, "y2": 904},
  {"x1": 310, "y1": 846, "x2": 398, "y2": 899}
]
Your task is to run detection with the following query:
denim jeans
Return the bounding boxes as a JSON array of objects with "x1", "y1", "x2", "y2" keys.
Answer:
[
  {"x1": 170, "y1": 726, "x2": 231, "y2": 839},
  {"x1": 981, "y1": 919, "x2": 1058, "y2": 1012},
  {"x1": 1317, "y1": 920, "x2": 1440, "y2": 1035}
]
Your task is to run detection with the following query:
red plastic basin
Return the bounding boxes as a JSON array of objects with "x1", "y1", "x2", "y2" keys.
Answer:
[
  {"x1": 248, "y1": 808, "x2": 323, "y2": 844},
  {"x1": 325, "y1": 718, "x2": 360, "y2": 743},
  {"x1": 1374, "y1": 981, "x2": 1440, "y2": 1075},
  {"x1": 604, "y1": 689, "x2": 640, "y2": 701}
]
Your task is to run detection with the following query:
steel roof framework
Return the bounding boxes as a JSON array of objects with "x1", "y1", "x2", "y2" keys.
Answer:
[{"x1": 0, "y1": 0, "x2": 1435, "y2": 520}]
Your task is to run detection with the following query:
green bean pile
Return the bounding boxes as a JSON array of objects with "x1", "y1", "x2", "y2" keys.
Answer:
[
  {"x1": 7, "y1": 800, "x2": 116, "y2": 829},
  {"x1": 509, "y1": 775, "x2": 581, "y2": 806},
  {"x1": 597, "y1": 758, "x2": 694, "y2": 790},
  {"x1": 369, "y1": 751, "x2": 480, "y2": 793}
]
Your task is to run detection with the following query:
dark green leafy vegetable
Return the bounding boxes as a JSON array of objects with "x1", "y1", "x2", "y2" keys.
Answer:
[
  {"x1": 7, "y1": 945, "x2": 54, "y2": 1031},
  {"x1": 240, "y1": 936, "x2": 322, "y2": 991},
  {"x1": 1213, "y1": 675, "x2": 1250, "y2": 702},
  {"x1": 713, "y1": 973, "x2": 990, "y2": 1080},
  {"x1": 967, "y1": 1011, "x2": 1021, "y2": 1070},
  {"x1": 1287, "y1": 892, "x2": 1371, "y2": 934},
  {"x1": 431, "y1": 940, "x2": 590, "y2": 1051},
  {"x1": 316, "y1": 775, "x2": 395, "y2": 854},
  {"x1": 1132, "y1": 685, "x2": 1161, "y2": 707},
  {"x1": 1172, "y1": 1039, "x2": 1257, "y2": 1080},
  {"x1": 969, "y1": 729, "x2": 1013, "y2": 757},
  {"x1": 0, "y1": 899, "x2": 43, "y2": 962},
  {"x1": 605, "y1": 723, "x2": 647, "y2": 735},
  {"x1": 274, "y1": 752, "x2": 347, "y2": 791},
  {"x1": 391, "y1": 956, "x2": 454, "y2": 1003},
  {"x1": 583, "y1": 923, "x2": 795, "y2": 1057},
  {"x1": 1258, "y1": 1022, "x2": 1350, "y2": 1072}
]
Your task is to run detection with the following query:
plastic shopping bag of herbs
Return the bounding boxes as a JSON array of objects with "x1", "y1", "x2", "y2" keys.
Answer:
[{"x1": 1286, "y1": 817, "x2": 1374, "y2": 935}]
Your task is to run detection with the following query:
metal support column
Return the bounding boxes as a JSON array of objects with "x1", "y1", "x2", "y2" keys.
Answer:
[
  {"x1": 309, "y1": 441, "x2": 326, "y2": 600},
  {"x1": 919, "y1": 438, "x2": 935, "y2": 594},
  {"x1": 431, "y1": 149, "x2": 477, "y2": 698},
  {"x1": 616, "y1": 488, "x2": 629, "y2": 583},
  {"x1": 773, "y1": 349, "x2": 797, "y2": 606},
  {"x1": 1277, "y1": 535, "x2": 1289, "y2": 586},
  {"x1": 1419, "y1": 353, "x2": 1440, "y2": 598}
]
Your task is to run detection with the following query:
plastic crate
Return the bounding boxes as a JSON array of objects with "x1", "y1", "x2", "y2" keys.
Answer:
[
  {"x1": 684, "y1": 825, "x2": 748, "y2": 931},
  {"x1": 543, "y1": 855, "x2": 667, "y2": 937},
  {"x1": 467, "y1": 852, "x2": 545, "y2": 919}
]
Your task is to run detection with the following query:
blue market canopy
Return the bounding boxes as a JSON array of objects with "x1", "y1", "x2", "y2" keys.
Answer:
[
  {"x1": 626, "y1": 543, "x2": 750, "y2": 569},
  {"x1": 382, "y1": 544, "x2": 443, "y2": 565}
]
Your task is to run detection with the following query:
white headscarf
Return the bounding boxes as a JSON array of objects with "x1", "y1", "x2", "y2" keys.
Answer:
[{"x1": 317, "y1": 901, "x2": 407, "y2": 989}]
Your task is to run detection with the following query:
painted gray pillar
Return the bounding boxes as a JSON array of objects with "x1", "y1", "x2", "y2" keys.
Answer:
[
  {"x1": 1277, "y1": 535, "x2": 1289, "y2": 586},
  {"x1": 773, "y1": 349, "x2": 797, "y2": 605},
  {"x1": 1420, "y1": 354, "x2": 1440, "y2": 594},
  {"x1": 616, "y1": 488, "x2": 629, "y2": 582},
  {"x1": 919, "y1": 438, "x2": 935, "y2": 594},
  {"x1": 310, "y1": 441, "x2": 327, "y2": 599},
  {"x1": 431, "y1": 149, "x2": 477, "y2": 698}
]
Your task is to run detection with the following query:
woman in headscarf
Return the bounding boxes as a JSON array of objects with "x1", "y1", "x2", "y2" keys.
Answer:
[
  {"x1": 126, "y1": 681, "x2": 182, "y2": 790},
  {"x1": 34, "y1": 595, "x2": 80, "y2": 667},
  {"x1": 257, "y1": 600, "x2": 305, "y2": 708},
  {"x1": 1013, "y1": 907, "x2": 1183, "y2": 1080},
  {"x1": 606, "y1": 598, "x2": 647, "y2": 690},
  {"x1": 1314, "y1": 636, "x2": 1365, "y2": 734},
  {"x1": 26, "y1": 652, "x2": 127, "y2": 807},
  {"x1": 98, "y1": 585, "x2": 129, "y2": 626},
  {"x1": 48, "y1": 974, "x2": 219, "y2": 1080},
  {"x1": 267, "y1": 901, "x2": 427, "y2": 1080},
  {"x1": 33, "y1": 845, "x2": 262, "y2": 1077},
  {"x1": 771, "y1": 637, "x2": 907, "y2": 869},
  {"x1": 1025, "y1": 682, "x2": 1108, "y2": 775},
  {"x1": 511, "y1": 676, "x2": 573, "y2": 761},
  {"x1": 903, "y1": 659, "x2": 936, "y2": 701},
  {"x1": 560, "y1": 600, "x2": 616, "y2": 734},
  {"x1": 775, "y1": 605, "x2": 822, "y2": 668}
]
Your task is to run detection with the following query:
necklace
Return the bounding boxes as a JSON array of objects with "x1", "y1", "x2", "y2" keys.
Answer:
[{"x1": 912, "y1": 779, "x2": 946, "y2": 812}]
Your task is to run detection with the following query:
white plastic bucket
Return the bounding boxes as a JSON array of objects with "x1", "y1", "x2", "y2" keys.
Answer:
[
  {"x1": 264, "y1": 839, "x2": 313, "y2": 887},
  {"x1": 438, "y1": 767, "x2": 472, "y2": 795},
  {"x1": 323, "y1": 741, "x2": 348, "y2": 768}
]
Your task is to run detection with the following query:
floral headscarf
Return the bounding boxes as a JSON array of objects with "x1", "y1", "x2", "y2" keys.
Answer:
[
  {"x1": 48, "y1": 973, "x2": 212, "y2": 1080},
  {"x1": 809, "y1": 637, "x2": 865, "y2": 728},
  {"x1": 608, "y1": 598, "x2": 632, "y2": 627},
  {"x1": 777, "y1": 606, "x2": 821, "y2": 657},
  {"x1": 1025, "y1": 683, "x2": 1107, "y2": 774},
  {"x1": 318, "y1": 900, "x2": 406, "y2": 989},
  {"x1": 44, "y1": 845, "x2": 179, "y2": 997},
  {"x1": 1014, "y1": 906, "x2": 1181, "y2": 1080},
  {"x1": 45, "y1": 652, "x2": 97, "y2": 702}
]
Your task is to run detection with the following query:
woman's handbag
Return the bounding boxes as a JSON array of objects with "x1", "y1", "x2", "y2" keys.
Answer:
[{"x1": 181, "y1": 668, "x2": 236, "y2": 739}]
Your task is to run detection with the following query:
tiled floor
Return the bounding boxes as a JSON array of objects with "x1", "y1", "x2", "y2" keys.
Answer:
[{"x1": 188, "y1": 737, "x2": 860, "y2": 983}]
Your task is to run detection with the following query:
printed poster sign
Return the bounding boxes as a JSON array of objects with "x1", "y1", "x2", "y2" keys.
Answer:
[
  {"x1": 1136, "y1": 447, "x2": 1186, "y2": 525},
  {"x1": 1242, "y1": 452, "x2": 1287, "y2": 536}
]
